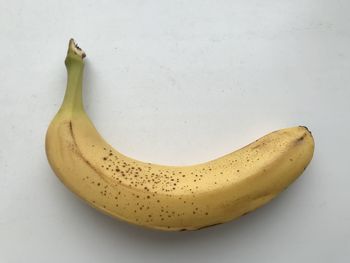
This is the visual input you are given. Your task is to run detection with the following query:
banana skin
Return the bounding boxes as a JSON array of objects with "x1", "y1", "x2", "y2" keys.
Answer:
[{"x1": 45, "y1": 39, "x2": 315, "y2": 231}]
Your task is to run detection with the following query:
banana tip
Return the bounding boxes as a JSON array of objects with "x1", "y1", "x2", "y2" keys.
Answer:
[
  {"x1": 68, "y1": 38, "x2": 86, "y2": 59},
  {"x1": 299, "y1": 125, "x2": 312, "y2": 136}
]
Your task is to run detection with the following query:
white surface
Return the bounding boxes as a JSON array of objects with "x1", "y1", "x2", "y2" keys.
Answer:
[{"x1": 1, "y1": 0, "x2": 349, "y2": 262}]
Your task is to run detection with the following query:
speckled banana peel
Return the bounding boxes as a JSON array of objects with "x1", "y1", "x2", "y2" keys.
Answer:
[{"x1": 45, "y1": 39, "x2": 315, "y2": 231}]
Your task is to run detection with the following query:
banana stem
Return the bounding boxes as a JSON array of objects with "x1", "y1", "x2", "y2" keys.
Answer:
[{"x1": 60, "y1": 39, "x2": 86, "y2": 113}]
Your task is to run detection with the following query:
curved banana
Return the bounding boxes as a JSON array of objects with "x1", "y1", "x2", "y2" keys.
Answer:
[{"x1": 45, "y1": 39, "x2": 314, "y2": 231}]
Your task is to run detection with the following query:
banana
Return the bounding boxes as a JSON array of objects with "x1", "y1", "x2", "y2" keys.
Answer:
[{"x1": 45, "y1": 39, "x2": 315, "y2": 231}]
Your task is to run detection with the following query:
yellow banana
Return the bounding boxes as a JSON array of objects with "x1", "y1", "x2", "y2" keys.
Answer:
[{"x1": 45, "y1": 39, "x2": 315, "y2": 231}]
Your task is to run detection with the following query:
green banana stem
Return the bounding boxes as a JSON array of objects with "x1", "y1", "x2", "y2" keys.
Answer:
[{"x1": 60, "y1": 39, "x2": 86, "y2": 113}]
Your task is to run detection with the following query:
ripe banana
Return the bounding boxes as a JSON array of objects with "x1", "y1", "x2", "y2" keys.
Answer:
[{"x1": 45, "y1": 39, "x2": 315, "y2": 231}]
